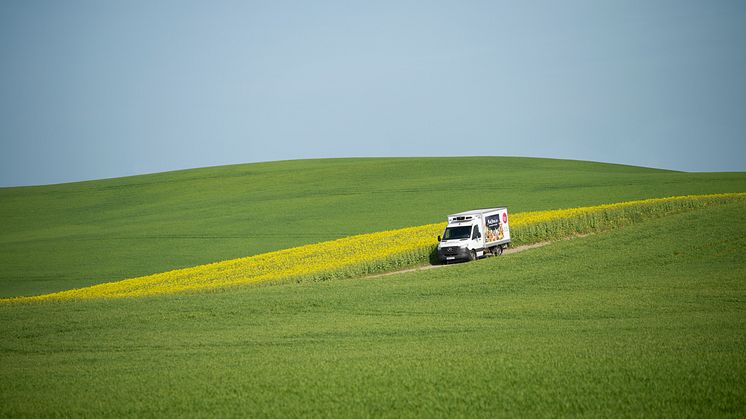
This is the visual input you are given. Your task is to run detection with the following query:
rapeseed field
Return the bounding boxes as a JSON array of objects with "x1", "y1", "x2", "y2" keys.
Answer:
[{"x1": 5, "y1": 192, "x2": 743, "y2": 302}]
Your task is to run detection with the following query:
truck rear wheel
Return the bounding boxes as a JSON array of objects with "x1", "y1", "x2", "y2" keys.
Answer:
[{"x1": 495, "y1": 246, "x2": 503, "y2": 256}]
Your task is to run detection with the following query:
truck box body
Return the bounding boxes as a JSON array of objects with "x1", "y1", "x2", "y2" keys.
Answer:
[{"x1": 437, "y1": 207, "x2": 510, "y2": 262}]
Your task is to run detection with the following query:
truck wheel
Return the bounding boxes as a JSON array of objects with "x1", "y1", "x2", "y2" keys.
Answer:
[
  {"x1": 495, "y1": 246, "x2": 503, "y2": 256},
  {"x1": 469, "y1": 250, "x2": 476, "y2": 261}
]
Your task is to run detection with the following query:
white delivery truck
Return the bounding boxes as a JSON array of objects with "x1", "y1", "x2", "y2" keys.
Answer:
[{"x1": 437, "y1": 207, "x2": 510, "y2": 263}]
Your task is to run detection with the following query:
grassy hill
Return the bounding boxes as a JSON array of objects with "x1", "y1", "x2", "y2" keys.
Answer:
[
  {"x1": 2, "y1": 157, "x2": 746, "y2": 297},
  {"x1": 2, "y1": 199, "x2": 744, "y2": 417}
]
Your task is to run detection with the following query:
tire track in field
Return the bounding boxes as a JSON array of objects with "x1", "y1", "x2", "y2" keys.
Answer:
[{"x1": 364, "y1": 240, "x2": 553, "y2": 279}]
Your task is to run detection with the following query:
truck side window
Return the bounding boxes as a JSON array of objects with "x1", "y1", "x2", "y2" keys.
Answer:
[{"x1": 471, "y1": 225, "x2": 480, "y2": 239}]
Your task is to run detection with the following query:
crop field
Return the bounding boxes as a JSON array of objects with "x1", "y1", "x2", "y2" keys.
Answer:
[
  {"x1": 5, "y1": 192, "x2": 743, "y2": 302},
  {"x1": 1, "y1": 198, "x2": 745, "y2": 417},
  {"x1": 1, "y1": 157, "x2": 745, "y2": 417},
  {"x1": 2, "y1": 157, "x2": 746, "y2": 297}
]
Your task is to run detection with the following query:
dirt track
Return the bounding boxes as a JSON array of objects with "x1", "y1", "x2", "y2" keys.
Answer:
[{"x1": 365, "y1": 240, "x2": 553, "y2": 279}]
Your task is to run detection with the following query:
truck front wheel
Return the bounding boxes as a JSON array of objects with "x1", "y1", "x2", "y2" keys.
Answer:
[{"x1": 469, "y1": 250, "x2": 476, "y2": 261}]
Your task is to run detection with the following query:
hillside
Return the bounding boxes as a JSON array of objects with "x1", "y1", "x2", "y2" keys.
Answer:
[
  {"x1": 2, "y1": 199, "x2": 744, "y2": 416},
  {"x1": 2, "y1": 157, "x2": 746, "y2": 297},
  {"x1": 6, "y1": 193, "x2": 739, "y2": 302}
]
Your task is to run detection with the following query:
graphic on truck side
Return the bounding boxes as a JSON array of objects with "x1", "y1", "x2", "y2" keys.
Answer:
[{"x1": 484, "y1": 213, "x2": 504, "y2": 242}]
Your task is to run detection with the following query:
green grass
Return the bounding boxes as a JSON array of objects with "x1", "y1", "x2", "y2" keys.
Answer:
[
  {"x1": 2, "y1": 157, "x2": 746, "y2": 297},
  {"x1": 2, "y1": 200, "x2": 744, "y2": 417}
]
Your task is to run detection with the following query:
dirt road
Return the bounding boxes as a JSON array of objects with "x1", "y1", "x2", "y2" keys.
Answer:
[{"x1": 365, "y1": 240, "x2": 552, "y2": 279}]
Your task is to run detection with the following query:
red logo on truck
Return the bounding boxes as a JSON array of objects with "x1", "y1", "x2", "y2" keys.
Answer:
[{"x1": 502, "y1": 213, "x2": 508, "y2": 224}]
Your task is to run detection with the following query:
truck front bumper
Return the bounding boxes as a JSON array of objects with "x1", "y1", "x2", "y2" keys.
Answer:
[{"x1": 437, "y1": 246, "x2": 469, "y2": 262}]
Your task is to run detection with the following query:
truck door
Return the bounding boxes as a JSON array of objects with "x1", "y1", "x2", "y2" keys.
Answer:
[{"x1": 470, "y1": 225, "x2": 481, "y2": 249}]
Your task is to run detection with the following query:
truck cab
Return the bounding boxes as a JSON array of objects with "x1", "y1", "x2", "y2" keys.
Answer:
[{"x1": 437, "y1": 208, "x2": 510, "y2": 263}]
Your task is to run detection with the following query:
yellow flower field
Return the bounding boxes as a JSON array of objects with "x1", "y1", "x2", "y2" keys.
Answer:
[
  {"x1": 4, "y1": 192, "x2": 744, "y2": 303},
  {"x1": 511, "y1": 193, "x2": 744, "y2": 225}
]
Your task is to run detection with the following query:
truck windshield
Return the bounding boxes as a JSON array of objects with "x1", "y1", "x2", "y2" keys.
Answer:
[{"x1": 442, "y1": 226, "x2": 472, "y2": 240}]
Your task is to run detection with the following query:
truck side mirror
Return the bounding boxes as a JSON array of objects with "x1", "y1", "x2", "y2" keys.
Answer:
[{"x1": 437, "y1": 235, "x2": 441, "y2": 242}]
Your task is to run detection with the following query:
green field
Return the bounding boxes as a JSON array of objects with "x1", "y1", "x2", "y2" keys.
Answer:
[
  {"x1": 2, "y1": 157, "x2": 746, "y2": 297},
  {"x1": 2, "y1": 199, "x2": 744, "y2": 417},
  {"x1": 1, "y1": 157, "x2": 746, "y2": 417}
]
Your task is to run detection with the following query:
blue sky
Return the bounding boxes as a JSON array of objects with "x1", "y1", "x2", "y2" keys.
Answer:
[{"x1": 1, "y1": 1, "x2": 745, "y2": 186}]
